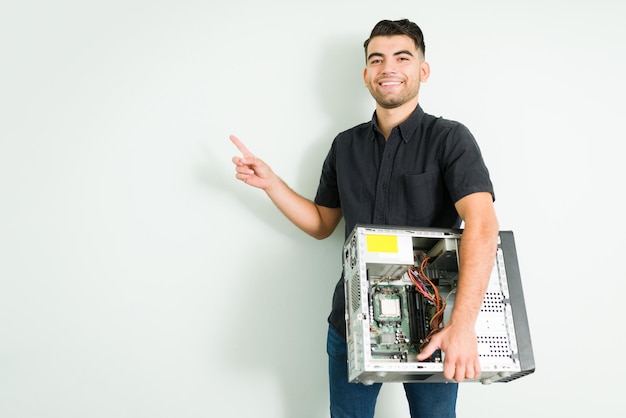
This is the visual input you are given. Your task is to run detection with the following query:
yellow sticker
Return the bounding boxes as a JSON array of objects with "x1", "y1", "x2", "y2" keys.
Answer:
[{"x1": 366, "y1": 234, "x2": 398, "y2": 253}]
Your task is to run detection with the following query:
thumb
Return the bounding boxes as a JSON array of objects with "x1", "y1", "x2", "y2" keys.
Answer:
[{"x1": 416, "y1": 339, "x2": 440, "y2": 361}]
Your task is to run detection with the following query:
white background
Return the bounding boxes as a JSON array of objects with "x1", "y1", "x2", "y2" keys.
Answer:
[{"x1": 1, "y1": 1, "x2": 624, "y2": 417}]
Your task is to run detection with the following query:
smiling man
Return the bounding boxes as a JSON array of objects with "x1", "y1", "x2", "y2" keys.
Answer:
[
  {"x1": 364, "y1": 32, "x2": 430, "y2": 116},
  {"x1": 230, "y1": 18, "x2": 499, "y2": 418}
]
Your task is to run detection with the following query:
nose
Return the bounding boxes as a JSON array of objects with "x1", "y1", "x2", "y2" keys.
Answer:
[{"x1": 381, "y1": 61, "x2": 397, "y2": 75}]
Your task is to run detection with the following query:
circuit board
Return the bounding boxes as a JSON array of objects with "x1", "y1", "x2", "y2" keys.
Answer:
[{"x1": 368, "y1": 271, "x2": 452, "y2": 363}]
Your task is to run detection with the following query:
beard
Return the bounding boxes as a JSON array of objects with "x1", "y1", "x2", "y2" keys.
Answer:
[{"x1": 367, "y1": 82, "x2": 420, "y2": 109}]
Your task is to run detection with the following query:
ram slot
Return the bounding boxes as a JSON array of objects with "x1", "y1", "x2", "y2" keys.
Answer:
[{"x1": 407, "y1": 286, "x2": 427, "y2": 346}]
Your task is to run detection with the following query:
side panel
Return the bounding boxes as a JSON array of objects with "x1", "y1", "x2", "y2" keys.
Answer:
[{"x1": 498, "y1": 231, "x2": 535, "y2": 378}]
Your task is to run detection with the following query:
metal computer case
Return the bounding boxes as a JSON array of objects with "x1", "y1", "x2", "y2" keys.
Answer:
[{"x1": 343, "y1": 225, "x2": 534, "y2": 385}]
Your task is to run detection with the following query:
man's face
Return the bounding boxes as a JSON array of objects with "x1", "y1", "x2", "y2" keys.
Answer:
[{"x1": 363, "y1": 35, "x2": 430, "y2": 109}]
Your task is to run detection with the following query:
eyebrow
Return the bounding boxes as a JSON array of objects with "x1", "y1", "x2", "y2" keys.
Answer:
[{"x1": 367, "y1": 50, "x2": 415, "y2": 62}]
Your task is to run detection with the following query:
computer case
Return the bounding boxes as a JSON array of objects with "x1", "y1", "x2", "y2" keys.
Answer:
[{"x1": 343, "y1": 225, "x2": 534, "y2": 385}]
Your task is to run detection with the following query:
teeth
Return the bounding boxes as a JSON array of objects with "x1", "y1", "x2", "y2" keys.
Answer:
[{"x1": 381, "y1": 81, "x2": 401, "y2": 86}]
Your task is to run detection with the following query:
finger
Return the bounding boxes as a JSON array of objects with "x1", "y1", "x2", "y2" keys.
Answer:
[
  {"x1": 442, "y1": 357, "x2": 456, "y2": 381},
  {"x1": 234, "y1": 164, "x2": 253, "y2": 175},
  {"x1": 470, "y1": 357, "x2": 481, "y2": 379},
  {"x1": 232, "y1": 155, "x2": 251, "y2": 168},
  {"x1": 464, "y1": 365, "x2": 476, "y2": 380},
  {"x1": 416, "y1": 342, "x2": 436, "y2": 361},
  {"x1": 229, "y1": 135, "x2": 254, "y2": 159},
  {"x1": 453, "y1": 363, "x2": 466, "y2": 382},
  {"x1": 457, "y1": 355, "x2": 480, "y2": 381}
]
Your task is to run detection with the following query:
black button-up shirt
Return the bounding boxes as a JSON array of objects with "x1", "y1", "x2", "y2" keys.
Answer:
[{"x1": 314, "y1": 105, "x2": 495, "y2": 337}]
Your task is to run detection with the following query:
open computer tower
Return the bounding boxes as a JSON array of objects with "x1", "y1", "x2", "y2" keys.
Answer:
[{"x1": 343, "y1": 225, "x2": 534, "y2": 385}]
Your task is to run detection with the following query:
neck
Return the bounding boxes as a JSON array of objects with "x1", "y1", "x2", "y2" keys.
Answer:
[{"x1": 375, "y1": 99, "x2": 419, "y2": 140}]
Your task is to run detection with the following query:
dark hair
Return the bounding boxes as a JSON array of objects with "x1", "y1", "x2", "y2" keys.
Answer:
[{"x1": 363, "y1": 19, "x2": 426, "y2": 59}]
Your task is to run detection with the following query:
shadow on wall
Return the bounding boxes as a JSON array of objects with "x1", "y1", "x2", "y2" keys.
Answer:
[
  {"x1": 292, "y1": 32, "x2": 372, "y2": 229},
  {"x1": 197, "y1": 35, "x2": 373, "y2": 418},
  {"x1": 195, "y1": 32, "x2": 370, "y2": 236}
]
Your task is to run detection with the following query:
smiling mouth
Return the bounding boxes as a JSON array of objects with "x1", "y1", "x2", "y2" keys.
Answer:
[{"x1": 380, "y1": 81, "x2": 402, "y2": 87}]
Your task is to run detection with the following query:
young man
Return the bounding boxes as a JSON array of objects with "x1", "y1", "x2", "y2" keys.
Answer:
[{"x1": 230, "y1": 18, "x2": 499, "y2": 418}]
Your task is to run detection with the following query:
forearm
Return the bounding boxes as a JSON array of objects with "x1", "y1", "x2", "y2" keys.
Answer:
[
  {"x1": 230, "y1": 136, "x2": 341, "y2": 239},
  {"x1": 264, "y1": 176, "x2": 338, "y2": 240},
  {"x1": 449, "y1": 220, "x2": 499, "y2": 327}
]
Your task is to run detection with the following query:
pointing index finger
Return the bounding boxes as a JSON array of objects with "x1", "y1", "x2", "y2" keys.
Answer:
[{"x1": 229, "y1": 134, "x2": 254, "y2": 158}]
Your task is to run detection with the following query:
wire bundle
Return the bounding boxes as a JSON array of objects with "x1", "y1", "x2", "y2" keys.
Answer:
[{"x1": 406, "y1": 256, "x2": 446, "y2": 348}]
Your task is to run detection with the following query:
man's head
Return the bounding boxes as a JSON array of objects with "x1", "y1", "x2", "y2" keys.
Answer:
[
  {"x1": 364, "y1": 19, "x2": 426, "y2": 61},
  {"x1": 362, "y1": 19, "x2": 430, "y2": 111}
]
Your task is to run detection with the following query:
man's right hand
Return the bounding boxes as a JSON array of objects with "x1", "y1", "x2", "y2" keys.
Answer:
[
  {"x1": 230, "y1": 135, "x2": 276, "y2": 190},
  {"x1": 229, "y1": 134, "x2": 342, "y2": 240}
]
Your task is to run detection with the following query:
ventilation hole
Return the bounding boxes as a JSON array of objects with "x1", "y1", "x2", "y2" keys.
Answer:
[{"x1": 351, "y1": 274, "x2": 361, "y2": 313}]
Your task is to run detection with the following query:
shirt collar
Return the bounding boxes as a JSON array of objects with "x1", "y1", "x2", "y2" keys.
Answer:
[{"x1": 370, "y1": 104, "x2": 426, "y2": 143}]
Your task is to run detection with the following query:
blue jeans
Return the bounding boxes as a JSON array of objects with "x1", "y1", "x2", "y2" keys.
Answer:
[{"x1": 327, "y1": 326, "x2": 458, "y2": 418}]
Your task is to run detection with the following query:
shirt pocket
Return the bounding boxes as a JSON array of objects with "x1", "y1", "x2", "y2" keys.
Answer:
[{"x1": 400, "y1": 170, "x2": 443, "y2": 226}]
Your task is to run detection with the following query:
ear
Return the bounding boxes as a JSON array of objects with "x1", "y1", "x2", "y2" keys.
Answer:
[
  {"x1": 420, "y1": 61, "x2": 431, "y2": 82},
  {"x1": 363, "y1": 67, "x2": 368, "y2": 85}
]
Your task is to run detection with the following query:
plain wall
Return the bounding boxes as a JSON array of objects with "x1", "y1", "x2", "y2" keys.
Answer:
[{"x1": 1, "y1": 0, "x2": 624, "y2": 417}]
